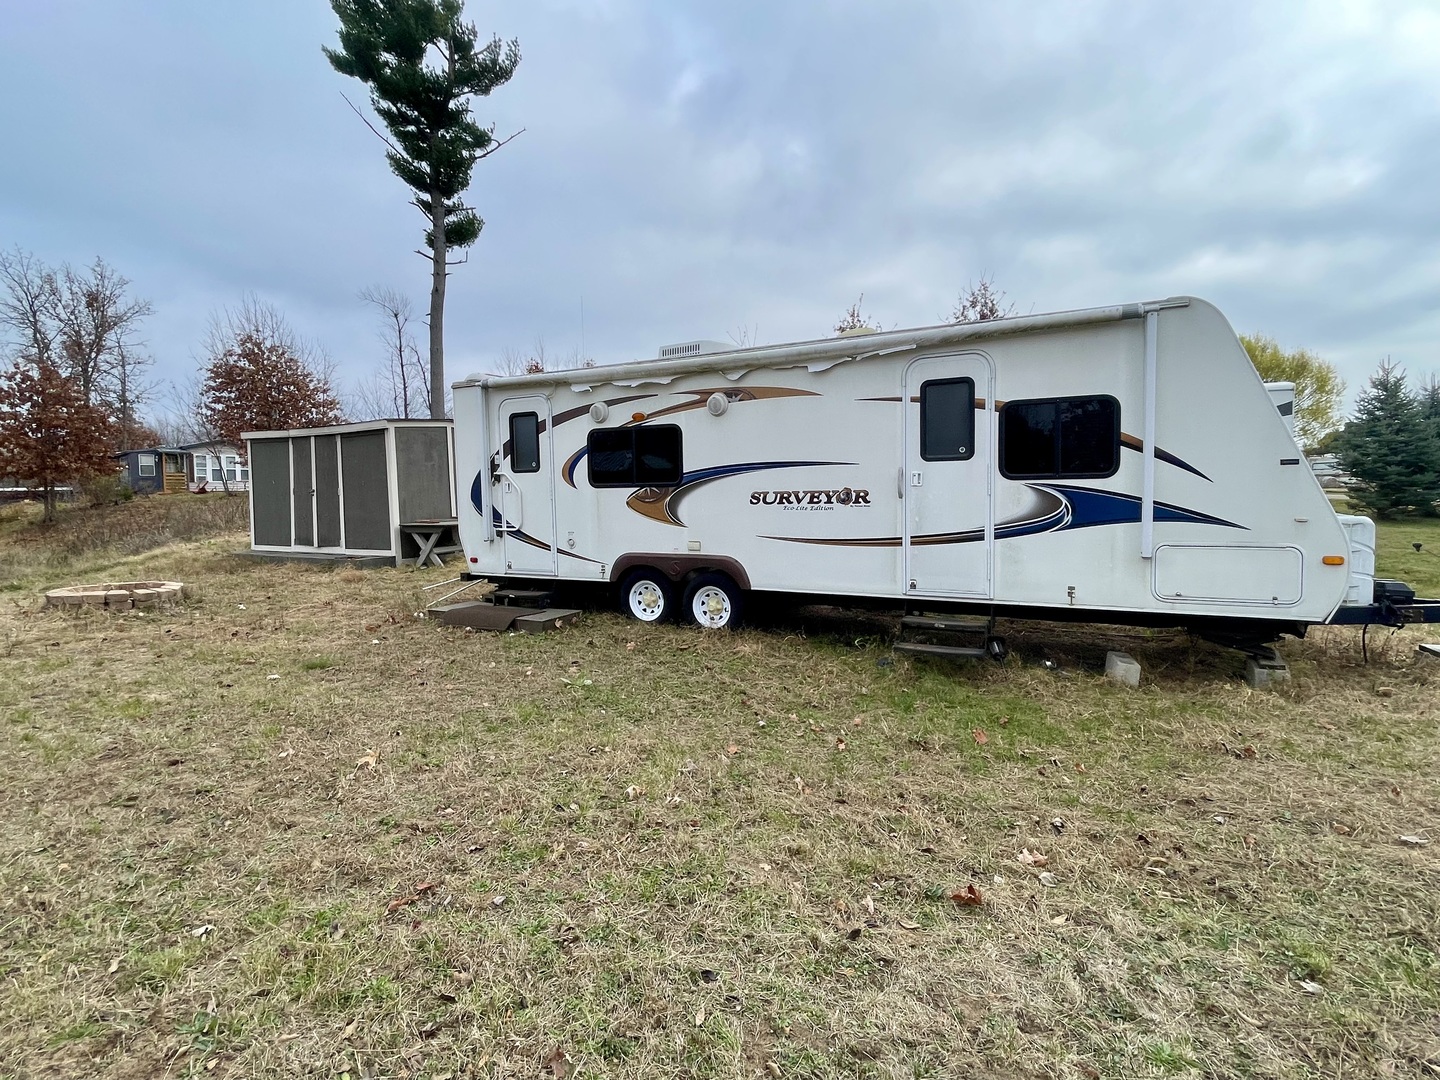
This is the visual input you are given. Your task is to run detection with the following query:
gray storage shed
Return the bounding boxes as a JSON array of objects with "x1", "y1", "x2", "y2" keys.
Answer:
[{"x1": 244, "y1": 420, "x2": 456, "y2": 566}]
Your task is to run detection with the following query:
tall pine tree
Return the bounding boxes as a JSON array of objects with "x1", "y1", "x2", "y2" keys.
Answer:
[
  {"x1": 1338, "y1": 360, "x2": 1440, "y2": 518},
  {"x1": 325, "y1": 0, "x2": 519, "y2": 419}
]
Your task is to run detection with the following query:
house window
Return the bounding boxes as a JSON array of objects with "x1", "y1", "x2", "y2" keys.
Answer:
[
  {"x1": 1000, "y1": 396, "x2": 1120, "y2": 479},
  {"x1": 587, "y1": 426, "x2": 683, "y2": 487},
  {"x1": 509, "y1": 413, "x2": 540, "y2": 473},
  {"x1": 193, "y1": 454, "x2": 207, "y2": 480},
  {"x1": 224, "y1": 455, "x2": 238, "y2": 481},
  {"x1": 920, "y1": 378, "x2": 975, "y2": 461},
  {"x1": 137, "y1": 453, "x2": 156, "y2": 477},
  {"x1": 239, "y1": 468, "x2": 249, "y2": 481}
]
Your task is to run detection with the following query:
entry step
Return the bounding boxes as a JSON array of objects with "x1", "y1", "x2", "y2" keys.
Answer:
[
  {"x1": 900, "y1": 615, "x2": 991, "y2": 634},
  {"x1": 492, "y1": 588, "x2": 554, "y2": 607},
  {"x1": 892, "y1": 641, "x2": 989, "y2": 660}
]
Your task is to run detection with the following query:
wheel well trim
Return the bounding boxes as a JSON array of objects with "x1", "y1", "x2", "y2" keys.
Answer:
[{"x1": 611, "y1": 553, "x2": 751, "y2": 592}]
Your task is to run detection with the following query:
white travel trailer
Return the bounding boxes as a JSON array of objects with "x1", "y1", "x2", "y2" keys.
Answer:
[{"x1": 452, "y1": 297, "x2": 1437, "y2": 648}]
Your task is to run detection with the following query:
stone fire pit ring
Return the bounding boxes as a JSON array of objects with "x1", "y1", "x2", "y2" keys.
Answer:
[{"x1": 45, "y1": 581, "x2": 188, "y2": 610}]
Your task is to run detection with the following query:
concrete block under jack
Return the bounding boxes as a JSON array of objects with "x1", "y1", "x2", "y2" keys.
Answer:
[
  {"x1": 1104, "y1": 651, "x2": 1142, "y2": 688},
  {"x1": 1244, "y1": 655, "x2": 1291, "y2": 688}
]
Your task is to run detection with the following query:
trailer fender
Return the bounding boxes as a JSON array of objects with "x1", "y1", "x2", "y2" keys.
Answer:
[{"x1": 610, "y1": 553, "x2": 752, "y2": 592}]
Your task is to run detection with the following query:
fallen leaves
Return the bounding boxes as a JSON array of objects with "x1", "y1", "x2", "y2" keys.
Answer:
[
  {"x1": 1038, "y1": 872, "x2": 1058, "y2": 888},
  {"x1": 972, "y1": 728, "x2": 988, "y2": 746},
  {"x1": 385, "y1": 881, "x2": 436, "y2": 914},
  {"x1": 355, "y1": 748, "x2": 379, "y2": 771},
  {"x1": 949, "y1": 884, "x2": 984, "y2": 907},
  {"x1": 1398, "y1": 834, "x2": 1429, "y2": 847},
  {"x1": 1017, "y1": 848, "x2": 1048, "y2": 868},
  {"x1": 543, "y1": 1048, "x2": 573, "y2": 1079}
]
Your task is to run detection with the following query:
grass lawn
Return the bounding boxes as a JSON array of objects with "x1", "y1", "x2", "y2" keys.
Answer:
[{"x1": 1, "y1": 499, "x2": 1438, "y2": 1079}]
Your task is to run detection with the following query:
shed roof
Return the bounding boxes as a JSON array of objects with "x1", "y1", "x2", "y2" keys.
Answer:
[{"x1": 242, "y1": 418, "x2": 452, "y2": 440}]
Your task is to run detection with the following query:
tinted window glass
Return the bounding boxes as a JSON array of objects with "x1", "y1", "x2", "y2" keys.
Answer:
[
  {"x1": 1001, "y1": 401, "x2": 1058, "y2": 477},
  {"x1": 920, "y1": 378, "x2": 975, "y2": 461},
  {"x1": 588, "y1": 428, "x2": 636, "y2": 486},
  {"x1": 509, "y1": 412, "x2": 540, "y2": 473},
  {"x1": 588, "y1": 426, "x2": 683, "y2": 487},
  {"x1": 1059, "y1": 397, "x2": 1118, "y2": 475},
  {"x1": 1000, "y1": 396, "x2": 1118, "y2": 479},
  {"x1": 634, "y1": 426, "x2": 683, "y2": 484}
]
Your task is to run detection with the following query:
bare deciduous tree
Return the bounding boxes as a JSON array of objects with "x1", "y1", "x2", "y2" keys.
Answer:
[
  {"x1": 0, "y1": 247, "x2": 61, "y2": 366},
  {"x1": 947, "y1": 276, "x2": 1016, "y2": 324},
  {"x1": 0, "y1": 248, "x2": 155, "y2": 447},
  {"x1": 353, "y1": 285, "x2": 429, "y2": 419},
  {"x1": 834, "y1": 295, "x2": 881, "y2": 335}
]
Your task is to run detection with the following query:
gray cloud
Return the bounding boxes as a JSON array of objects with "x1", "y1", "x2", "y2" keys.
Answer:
[{"x1": 1, "y1": 0, "x2": 1437, "y2": 413}]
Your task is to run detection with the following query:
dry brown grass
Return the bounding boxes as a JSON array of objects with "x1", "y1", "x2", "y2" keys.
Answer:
[{"x1": 1, "y1": 529, "x2": 1438, "y2": 1079}]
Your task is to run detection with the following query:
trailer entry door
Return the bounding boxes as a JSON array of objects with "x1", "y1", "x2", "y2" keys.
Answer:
[
  {"x1": 904, "y1": 353, "x2": 994, "y2": 599},
  {"x1": 496, "y1": 395, "x2": 558, "y2": 576}
]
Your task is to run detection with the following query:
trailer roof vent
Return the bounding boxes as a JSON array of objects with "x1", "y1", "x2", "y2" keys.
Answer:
[{"x1": 658, "y1": 340, "x2": 731, "y2": 360}]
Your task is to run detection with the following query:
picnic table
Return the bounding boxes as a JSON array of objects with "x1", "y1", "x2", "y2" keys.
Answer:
[{"x1": 399, "y1": 518, "x2": 461, "y2": 568}]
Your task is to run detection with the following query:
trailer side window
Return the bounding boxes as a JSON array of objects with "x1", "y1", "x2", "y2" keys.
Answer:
[
  {"x1": 920, "y1": 378, "x2": 975, "y2": 461},
  {"x1": 509, "y1": 412, "x2": 540, "y2": 473},
  {"x1": 587, "y1": 425, "x2": 683, "y2": 487},
  {"x1": 1000, "y1": 396, "x2": 1119, "y2": 479}
]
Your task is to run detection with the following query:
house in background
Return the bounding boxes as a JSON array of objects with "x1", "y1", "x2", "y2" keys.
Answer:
[
  {"x1": 114, "y1": 447, "x2": 189, "y2": 494},
  {"x1": 182, "y1": 442, "x2": 250, "y2": 492}
]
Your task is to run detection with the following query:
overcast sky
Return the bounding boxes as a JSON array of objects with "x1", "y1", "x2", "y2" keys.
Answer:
[{"x1": 2, "y1": 0, "x2": 1438, "y2": 417}]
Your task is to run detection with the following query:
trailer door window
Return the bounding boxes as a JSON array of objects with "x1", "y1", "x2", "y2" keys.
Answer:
[
  {"x1": 1000, "y1": 395, "x2": 1119, "y2": 479},
  {"x1": 587, "y1": 425, "x2": 683, "y2": 487},
  {"x1": 920, "y1": 378, "x2": 975, "y2": 461},
  {"x1": 509, "y1": 412, "x2": 541, "y2": 473}
]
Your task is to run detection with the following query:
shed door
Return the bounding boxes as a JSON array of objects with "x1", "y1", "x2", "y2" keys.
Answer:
[
  {"x1": 903, "y1": 353, "x2": 994, "y2": 599},
  {"x1": 341, "y1": 432, "x2": 392, "y2": 551},
  {"x1": 250, "y1": 439, "x2": 291, "y2": 547},
  {"x1": 291, "y1": 437, "x2": 314, "y2": 546},
  {"x1": 496, "y1": 396, "x2": 557, "y2": 577},
  {"x1": 315, "y1": 436, "x2": 342, "y2": 547}
]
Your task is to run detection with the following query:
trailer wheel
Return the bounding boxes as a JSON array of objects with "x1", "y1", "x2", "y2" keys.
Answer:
[
  {"x1": 684, "y1": 572, "x2": 744, "y2": 630},
  {"x1": 620, "y1": 569, "x2": 674, "y2": 624}
]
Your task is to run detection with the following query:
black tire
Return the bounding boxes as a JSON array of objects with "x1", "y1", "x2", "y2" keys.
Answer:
[
  {"x1": 619, "y1": 569, "x2": 674, "y2": 624},
  {"x1": 683, "y1": 571, "x2": 744, "y2": 630}
]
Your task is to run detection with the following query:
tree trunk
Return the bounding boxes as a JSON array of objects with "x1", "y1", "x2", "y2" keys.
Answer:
[
  {"x1": 428, "y1": 191, "x2": 447, "y2": 420},
  {"x1": 42, "y1": 482, "x2": 56, "y2": 524}
]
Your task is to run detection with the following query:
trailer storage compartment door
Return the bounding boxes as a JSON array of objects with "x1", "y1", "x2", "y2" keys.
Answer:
[{"x1": 1152, "y1": 544, "x2": 1302, "y2": 606}]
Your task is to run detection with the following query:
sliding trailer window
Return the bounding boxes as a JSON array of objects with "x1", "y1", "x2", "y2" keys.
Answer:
[
  {"x1": 999, "y1": 395, "x2": 1120, "y2": 479},
  {"x1": 920, "y1": 377, "x2": 975, "y2": 461},
  {"x1": 509, "y1": 412, "x2": 540, "y2": 473},
  {"x1": 587, "y1": 425, "x2": 683, "y2": 487}
]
